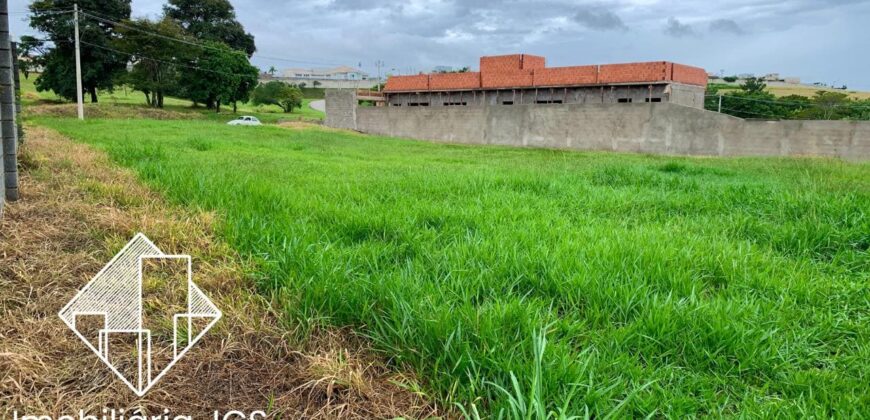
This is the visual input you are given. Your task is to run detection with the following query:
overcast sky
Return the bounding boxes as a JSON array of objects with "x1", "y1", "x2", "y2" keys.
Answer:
[{"x1": 9, "y1": 0, "x2": 870, "y2": 89}]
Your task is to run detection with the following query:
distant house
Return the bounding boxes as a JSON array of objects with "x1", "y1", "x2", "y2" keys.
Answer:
[{"x1": 282, "y1": 66, "x2": 369, "y2": 81}]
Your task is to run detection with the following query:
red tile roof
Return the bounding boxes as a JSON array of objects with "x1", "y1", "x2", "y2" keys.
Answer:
[{"x1": 384, "y1": 54, "x2": 707, "y2": 92}]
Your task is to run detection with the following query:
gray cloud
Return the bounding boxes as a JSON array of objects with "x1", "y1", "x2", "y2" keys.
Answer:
[
  {"x1": 7, "y1": 0, "x2": 870, "y2": 89},
  {"x1": 709, "y1": 19, "x2": 745, "y2": 35},
  {"x1": 574, "y1": 9, "x2": 628, "y2": 31},
  {"x1": 664, "y1": 17, "x2": 694, "y2": 37}
]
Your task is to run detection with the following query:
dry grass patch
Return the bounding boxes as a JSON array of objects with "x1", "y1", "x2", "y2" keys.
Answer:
[
  {"x1": 25, "y1": 103, "x2": 202, "y2": 120},
  {"x1": 0, "y1": 126, "x2": 437, "y2": 418}
]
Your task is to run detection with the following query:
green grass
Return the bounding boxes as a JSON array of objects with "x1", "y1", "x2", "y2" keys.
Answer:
[
  {"x1": 21, "y1": 72, "x2": 324, "y2": 123},
  {"x1": 31, "y1": 116, "x2": 870, "y2": 418}
]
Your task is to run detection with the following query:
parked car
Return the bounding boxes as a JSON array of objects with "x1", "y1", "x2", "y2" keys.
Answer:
[{"x1": 227, "y1": 116, "x2": 262, "y2": 126}]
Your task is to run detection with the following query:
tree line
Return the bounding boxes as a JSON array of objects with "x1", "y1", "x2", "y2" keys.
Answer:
[
  {"x1": 22, "y1": 0, "x2": 302, "y2": 113},
  {"x1": 705, "y1": 78, "x2": 870, "y2": 120}
]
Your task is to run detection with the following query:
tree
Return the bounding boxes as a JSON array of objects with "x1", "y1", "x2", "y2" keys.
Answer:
[
  {"x1": 268, "y1": 66, "x2": 277, "y2": 76},
  {"x1": 802, "y1": 91, "x2": 851, "y2": 120},
  {"x1": 312, "y1": 80, "x2": 321, "y2": 88},
  {"x1": 17, "y1": 36, "x2": 46, "y2": 79},
  {"x1": 113, "y1": 18, "x2": 187, "y2": 108},
  {"x1": 739, "y1": 77, "x2": 766, "y2": 94},
  {"x1": 177, "y1": 40, "x2": 258, "y2": 112},
  {"x1": 164, "y1": 0, "x2": 256, "y2": 56},
  {"x1": 29, "y1": 0, "x2": 131, "y2": 102},
  {"x1": 251, "y1": 81, "x2": 303, "y2": 113},
  {"x1": 226, "y1": 61, "x2": 259, "y2": 113}
]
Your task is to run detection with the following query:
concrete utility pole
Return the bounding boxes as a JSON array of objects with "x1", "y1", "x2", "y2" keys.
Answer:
[
  {"x1": 1, "y1": 0, "x2": 19, "y2": 202},
  {"x1": 718, "y1": 94, "x2": 723, "y2": 113},
  {"x1": 375, "y1": 60, "x2": 384, "y2": 92},
  {"x1": 74, "y1": 3, "x2": 84, "y2": 120},
  {"x1": 11, "y1": 40, "x2": 22, "y2": 142}
]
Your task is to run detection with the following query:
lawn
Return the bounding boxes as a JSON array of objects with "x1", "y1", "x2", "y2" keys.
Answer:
[
  {"x1": 30, "y1": 116, "x2": 870, "y2": 417},
  {"x1": 20, "y1": 73, "x2": 324, "y2": 123},
  {"x1": 708, "y1": 81, "x2": 870, "y2": 100}
]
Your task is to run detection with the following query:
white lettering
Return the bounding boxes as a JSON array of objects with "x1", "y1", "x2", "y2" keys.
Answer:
[{"x1": 221, "y1": 411, "x2": 247, "y2": 420}]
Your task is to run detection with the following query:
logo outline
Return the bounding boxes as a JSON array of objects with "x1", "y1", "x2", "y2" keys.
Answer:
[{"x1": 59, "y1": 233, "x2": 222, "y2": 397}]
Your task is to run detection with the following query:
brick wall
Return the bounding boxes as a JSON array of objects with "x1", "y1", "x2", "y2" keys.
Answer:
[
  {"x1": 599, "y1": 62, "x2": 669, "y2": 84},
  {"x1": 672, "y1": 63, "x2": 708, "y2": 87},
  {"x1": 430, "y1": 72, "x2": 482, "y2": 90},
  {"x1": 533, "y1": 66, "x2": 599, "y2": 86},
  {"x1": 481, "y1": 70, "x2": 534, "y2": 89},
  {"x1": 385, "y1": 56, "x2": 709, "y2": 93},
  {"x1": 384, "y1": 74, "x2": 429, "y2": 92},
  {"x1": 521, "y1": 54, "x2": 546, "y2": 70},
  {"x1": 480, "y1": 55, "x2": 523, "y2": 73}
]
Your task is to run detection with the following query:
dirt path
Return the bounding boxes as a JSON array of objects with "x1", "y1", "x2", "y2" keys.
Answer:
[{"x1": 0, "y1": 126, "x2": 437, "y2": 418}]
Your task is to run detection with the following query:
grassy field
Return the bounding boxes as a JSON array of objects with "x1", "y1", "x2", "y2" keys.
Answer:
[
  {"x1": 19, "y1": 73, "x2": 325, "y2": 123},
  {"x1": 709, "y1": 81, "x2": 870, "y2": 100},
  {"x1": 29, "y1": 115, "x2": 869, "y2": 417}
]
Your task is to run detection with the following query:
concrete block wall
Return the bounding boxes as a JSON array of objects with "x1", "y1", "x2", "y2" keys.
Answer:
[
  {"x1": 386, "y1": 85, "x2": 678, "y2": 107},
  {"x1": 669, "y1": 84, "x2": 705, "y2": 108},
  {"x1": 344, "y1": 102, "x2": 869, "y2": 161},
  {"x1": 324, "y1": 89, "x2": 358, "y2": 130}
]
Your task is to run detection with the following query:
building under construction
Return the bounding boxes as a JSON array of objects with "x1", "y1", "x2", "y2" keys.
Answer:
[{"x1": 383, "y1": 54, "x2": 708, "y2": 109}]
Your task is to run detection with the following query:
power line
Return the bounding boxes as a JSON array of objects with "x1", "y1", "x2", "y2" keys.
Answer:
[
  {"x1": 8, "y1": 9, "x2": 73, "y2": 15},
  {"x1": 78, "y1": 40, "x2": 258, "y2": 79},
  {"x1": 78, "y1": 8, "x2": 346, "y2": 67},
  {"x1": 718, "y1": 106, "x2": 794, "y2": 120},
  {"x1": 706, "y1": 93, "x2": 870, "y2": 110}
]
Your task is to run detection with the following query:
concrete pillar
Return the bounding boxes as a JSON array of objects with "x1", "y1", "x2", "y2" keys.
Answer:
[
  {"x1": 0, "y1": 0, "x2": 17, "y2": 202},
  {"x1": 324, "y1": 89, "x2": 358, "y2": 130},
  {"x1": 11, "y1": 40, "x2": 21, "y2": 142}
]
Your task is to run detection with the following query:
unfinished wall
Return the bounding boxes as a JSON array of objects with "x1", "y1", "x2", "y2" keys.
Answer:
[
  {"x1": 325, "y1": 89, "x2": 357, "y2": 130},
  {"x1": 385, "y1": 84, "x2": 692, "y2": 107},
  {"x1": 345, "y1": 103, "x2": 869, "y2": 161}
]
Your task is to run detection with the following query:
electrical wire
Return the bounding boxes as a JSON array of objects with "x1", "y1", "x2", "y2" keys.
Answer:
[
  {"x1": 717, "y1": 106, "x2": 794, "y2": 120},
  {"x1": 78, "y1": 39, "x2": 259, "y2": 79},
  {"x1": 7, "y1": 9, "x2": 73, "y2": 15},
  {"x1": 17, "y1": 7, "x2": 372, "y2": 71},
  {"x1": 78, "y1": 8, "x2": 347, "y2": 67},
  {"x1": 705, "y1": 94, "x2": 870, "y2": 110}
]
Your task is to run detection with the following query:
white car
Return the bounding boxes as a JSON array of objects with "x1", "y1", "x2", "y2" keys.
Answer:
[{"x1": 227, "y1": 116, "x2": 262, "y2": 126}]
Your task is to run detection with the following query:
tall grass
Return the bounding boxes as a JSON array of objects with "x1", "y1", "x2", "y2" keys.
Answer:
[{"x1": 35, "y1": 117, "x2": 870, "y2": 417}]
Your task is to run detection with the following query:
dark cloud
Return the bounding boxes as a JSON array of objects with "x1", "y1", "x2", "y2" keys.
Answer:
[
  {"x1": 664, "y1": 17, "x2": 694, "y2": 37},
  {"x1": 709, "y1": 19, "x2": 745, "y2": 35},
  {"x1": 7, "y1": 0, "x2": 870, "y2": 89},
  {"x1": 573, "y1": 9, "x2": 628, "y2": 31}
]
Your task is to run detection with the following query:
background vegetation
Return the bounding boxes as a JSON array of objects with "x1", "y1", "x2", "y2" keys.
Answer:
[{"x1": 705, "y1": 78, "x2": 870, "y2": 120}]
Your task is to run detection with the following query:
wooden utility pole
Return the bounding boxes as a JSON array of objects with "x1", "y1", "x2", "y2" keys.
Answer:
[{"x1": 0, "y1": 0, "x2": 19, "y2": 201}]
